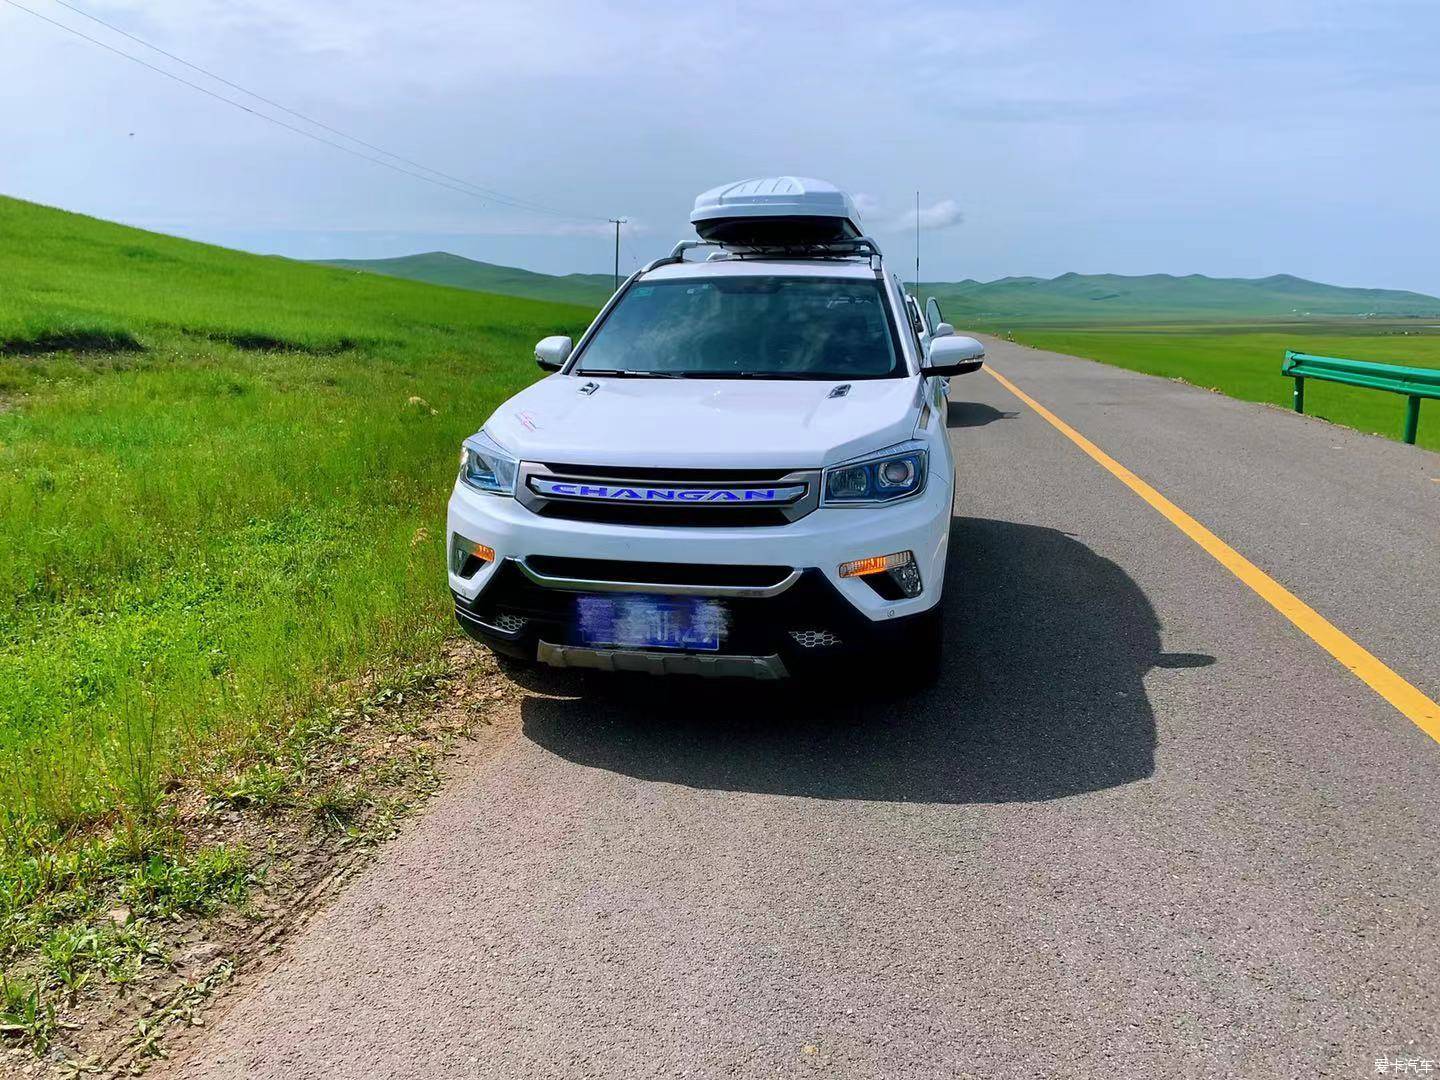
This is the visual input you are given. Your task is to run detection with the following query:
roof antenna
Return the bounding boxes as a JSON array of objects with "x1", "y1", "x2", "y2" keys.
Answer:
[
  {"x1": 914, "y1": 190, "x2": 920, "y2": 295},
  {"x1": 608, "y1": 218, "x2": 628, "y2": 293}
]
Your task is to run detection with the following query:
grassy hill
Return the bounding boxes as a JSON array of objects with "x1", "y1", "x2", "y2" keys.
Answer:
[
  {"x1": 315, "y1": 251, "x2": 617, "y2": 308},
  {"x1": 314, "y1": 251, "x2": 1440, "y2": 324},
  {"x1": 0, "y1": 194, "x2": 590, "y2": 997},
  {"x1": 925, "y1": 272, "x2": 1440, "y2": 325}
]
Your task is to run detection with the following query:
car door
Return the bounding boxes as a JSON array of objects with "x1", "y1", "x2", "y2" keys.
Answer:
[
  {"x1": 906, "y1": 295, "x2": 930, "y2": 349},
  {"x1": 894, "y1": 280, "x2": 945, "y2": 409},
  {"x1": 921, "y1": 297, "x2": 953, "y2": 399}
]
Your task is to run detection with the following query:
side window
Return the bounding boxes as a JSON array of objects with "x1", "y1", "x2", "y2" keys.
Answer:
[
  {"x1": 894, "y1": 278, "x2": 924, "y2": 354},
  {"x1": 905, "y1": 297, "x2": 925, "y2": 338},
  {"x1": 925, "y1": 297, "x2": 946, "y2": 334}
]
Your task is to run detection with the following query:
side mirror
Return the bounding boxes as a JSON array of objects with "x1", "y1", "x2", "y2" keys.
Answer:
[
  {"x1": 922, "y1": 334, "x2": 984, "y2": 377},
  {"x1": 535, "y1": 335, "x2": 572, "y2": 372},
  {"x1": 931, "y1": 322, "x2": 955, "y2": 339}
]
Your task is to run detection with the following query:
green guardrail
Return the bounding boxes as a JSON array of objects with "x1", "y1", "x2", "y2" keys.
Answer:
[{"x1": 1282, "y1": 350, "x2": 1440, "y2": 445}]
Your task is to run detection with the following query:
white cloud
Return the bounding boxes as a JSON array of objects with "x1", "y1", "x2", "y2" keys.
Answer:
[
  {"x1": 895, "y1": 199, "x2": 965, "y2": 232},
  {"x1": 852, "y1": 192, "x2": 882, "y2": 220}
]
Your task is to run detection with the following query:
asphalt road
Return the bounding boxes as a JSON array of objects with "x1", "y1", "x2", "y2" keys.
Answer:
[{"x1": 168, "y1": 337, "x2": 1440, "y2": 1079}]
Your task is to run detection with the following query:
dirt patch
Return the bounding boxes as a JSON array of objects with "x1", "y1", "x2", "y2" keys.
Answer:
[{"x1": 0, "y1": 640, "x2": 522, "y2": 1079}]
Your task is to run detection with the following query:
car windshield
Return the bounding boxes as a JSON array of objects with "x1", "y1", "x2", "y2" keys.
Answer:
[{"x1": 573, "y1": 275, "x2": 902, "y2": 379}]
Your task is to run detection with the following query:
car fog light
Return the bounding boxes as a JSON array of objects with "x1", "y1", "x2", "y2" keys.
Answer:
[
  {"x1": 450, "y1": 534, "x2": 495, "y2": 576},
  {"x1": 839, "y1": 550, "x2": 922, "y2": 599},
  {"x1": 839, "y1": 551, "x2": 913, "y2": 578}
]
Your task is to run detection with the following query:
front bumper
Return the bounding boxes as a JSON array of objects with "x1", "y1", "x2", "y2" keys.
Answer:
[
  {"x1": 446, "y1": 475, "x2": 950, "y2": 674},
  {"x1": 449, "y1": 478, "x2": 949, "y2": 612},
  {"x1": 451, "y1": 561, "x2": 934, "y2": 675}
]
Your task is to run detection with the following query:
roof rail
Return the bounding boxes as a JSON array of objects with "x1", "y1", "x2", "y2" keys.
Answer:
[
  {"x1": 642, "y1": 240, "x2": 721, "y2": 273},
  {"x1": 644, "y1": 235, "x2": 885, "y2": 274}
]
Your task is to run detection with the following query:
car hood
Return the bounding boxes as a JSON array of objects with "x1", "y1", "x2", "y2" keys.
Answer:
[{"x1": 482, "y1": 374, "x2": 926, "y2": 469}]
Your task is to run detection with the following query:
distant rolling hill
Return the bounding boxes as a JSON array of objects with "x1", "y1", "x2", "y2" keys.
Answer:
[
  {"x1": 921, "y1": 272, "x2": 1440, "y2": 325},
  {"x1": 318, "y1": 252, "x2": 1440, "y2": 325},
  {"x1": 314, "y1": 252, "x2": 616, "y2": 308}
]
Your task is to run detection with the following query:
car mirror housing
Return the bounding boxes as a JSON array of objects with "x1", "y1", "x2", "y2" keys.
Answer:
[
  {"x1": 535, "y1": 335, "x2": 573, "y2": 372},
  {"x1": 931, "y1": 322, "x2": 955, "y2": 339},
  {"x1": 921, "y1": 334, "x2": 984, "y2": 377}
]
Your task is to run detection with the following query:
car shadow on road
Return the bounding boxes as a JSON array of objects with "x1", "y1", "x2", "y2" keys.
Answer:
[
  {"x1": 946, "y1": 401, "x2": 1018, "y2": 428},
  {"x1": 520, "y1": 517, "x2": 1210, "y2": 804}
]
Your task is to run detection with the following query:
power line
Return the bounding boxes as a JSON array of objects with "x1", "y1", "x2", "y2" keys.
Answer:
[
  {"x1": 46, "y1": 0, "x2": 595, "y2": 222},
  {"x1": 6, "y1": 0, "x2": 606, "y2": 223}
]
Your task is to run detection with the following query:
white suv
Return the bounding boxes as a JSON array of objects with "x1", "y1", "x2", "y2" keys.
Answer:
[{"x1": 446, "y1": 177, "x2": 984, "y2": 685}]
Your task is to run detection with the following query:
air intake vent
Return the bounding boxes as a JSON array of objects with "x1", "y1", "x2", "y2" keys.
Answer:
[
  {"x1": 789, "y1": 629, "x2": 842, "y2": 649},
  {"x1": 525, "y1": 557, "x2": 792, "y2": 589}
]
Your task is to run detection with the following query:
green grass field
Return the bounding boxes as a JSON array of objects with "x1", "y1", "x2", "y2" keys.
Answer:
[
  {"x1": 1004, "y1": 323, "x2": 1440, "y2": 452},
  {"x1": 0, "y1": 194, "x2": 588, "y2": 854}
]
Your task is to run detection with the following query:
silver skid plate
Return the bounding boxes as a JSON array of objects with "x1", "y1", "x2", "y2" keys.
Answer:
[{"x1": 537, "y1": 642, "x2": 788, "y2": 679}]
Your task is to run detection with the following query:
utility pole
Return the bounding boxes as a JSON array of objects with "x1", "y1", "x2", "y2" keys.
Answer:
[{"x1": 608, "y1": 218, "x2": 627, "y2": 293}]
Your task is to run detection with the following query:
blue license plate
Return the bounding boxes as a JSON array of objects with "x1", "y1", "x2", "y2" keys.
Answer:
[{"x1": 574, "y1": 595, "x2": 725, "y2": 651}]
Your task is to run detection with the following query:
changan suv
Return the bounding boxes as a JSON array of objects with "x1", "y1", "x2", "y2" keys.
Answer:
[{"x1": 447, "y1": 177, "x2": 984, "y2": 686}]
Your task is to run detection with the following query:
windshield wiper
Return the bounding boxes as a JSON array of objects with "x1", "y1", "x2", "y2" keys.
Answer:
[{"x1": 577, "y1": 369, "x2": 686, "y2": 379}]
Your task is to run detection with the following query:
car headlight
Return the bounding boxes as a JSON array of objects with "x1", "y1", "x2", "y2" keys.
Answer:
[
  {"x1": 458, "y1": 431, "x2": 518, "y2": 495},
  {"x1": 822, "y1": 442, "x2": 928, "y2": 505}
]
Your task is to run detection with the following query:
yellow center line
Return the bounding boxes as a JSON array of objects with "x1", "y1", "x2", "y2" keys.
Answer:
[{"x1": 983, "y1": 364, "x2": 1440, "y2": 745}]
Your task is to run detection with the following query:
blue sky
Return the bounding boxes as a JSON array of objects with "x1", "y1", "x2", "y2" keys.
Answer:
[{"x1": 3, "y1": 0, "x2": 1438, "y2": 293}]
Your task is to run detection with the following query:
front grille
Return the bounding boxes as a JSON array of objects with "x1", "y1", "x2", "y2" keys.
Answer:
[
  {"x1": 531, "y1": 502, "x2": 795, "y2": 527},
  {"x1": 516, "y1": 462, "x2": 820, "y2": 527},
  {"x1": 490, "y1": 613, "x2": 528, "y2": 633},
  {"x1": 524, "y1": 556, "x2": 792, "y2": 589}
]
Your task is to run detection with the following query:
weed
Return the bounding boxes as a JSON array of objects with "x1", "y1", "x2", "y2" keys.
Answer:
[
  {"x1": 129, "y1": 957, "x2": 232, "y2": 1060},
  {"x1": 56, "y1": 1055, "x2": 101, "y2": 1078},
  {"x1": 42, "y1": 925, "x2": 99, "y2": 996},
  {"x1": 308, "y1": 782, "x2": 371, "y2": 834},
  {"x1": 207, "y1": 762, "x2": 289, "y2": 813},
  {"x1": 0, "y1": 974, "x2": 59, "y2": 1054},
  {"x1": 117, "y1": 845, "x2": 252, "y2": 920}
]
